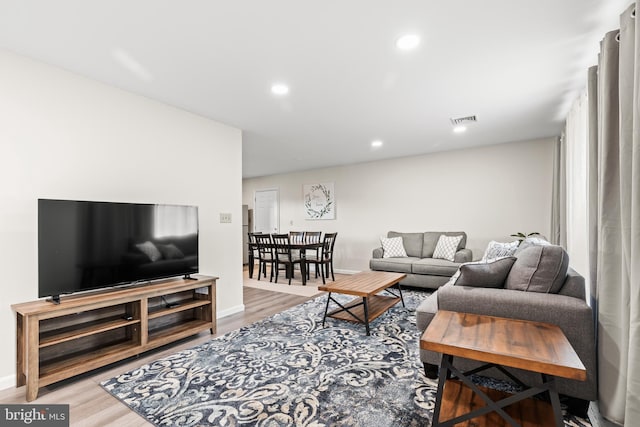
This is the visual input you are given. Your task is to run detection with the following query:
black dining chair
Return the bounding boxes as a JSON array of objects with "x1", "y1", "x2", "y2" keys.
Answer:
[
  {"x1": 272, "y1": 233, "x2": 305, "y2": 285},
  {"x1": 307, "y1": 232, "x2": 337, "y2": 284},
  {"x1": 254, "y1": 233, "x2": 275, "y2": 281},
  {"x1": 288, "y1": 231, "x2": 305, "y2": 244},
  {"x1": 247, "y1": 232, "x2": 262, "y2": 279},
  {"x1": 303, "y1": 231, "x2": 322, "y2": 279}
]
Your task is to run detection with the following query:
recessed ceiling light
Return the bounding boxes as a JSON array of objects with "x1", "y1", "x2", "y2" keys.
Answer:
[
  {"x1": 453, "y1": 125, "x2": 467, "y2": 133},
  {"x1": 271, "y1": 83, "x2": 289, "y2": 96},
  {"x1": 396, "y1": 34, "x2": 420, "y2": 50},
  {"x1": 371, "y1": 140, "x2": 383, "y2": 148}
]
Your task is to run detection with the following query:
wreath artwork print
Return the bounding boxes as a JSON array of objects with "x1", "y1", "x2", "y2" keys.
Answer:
[{"x1": 303, "y1": 183, "x2": 335, "y2": 220}]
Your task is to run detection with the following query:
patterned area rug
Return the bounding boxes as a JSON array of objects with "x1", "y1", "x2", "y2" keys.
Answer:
[{"x1": 101, "y1": 291, "x2": 591, "y2": 426}]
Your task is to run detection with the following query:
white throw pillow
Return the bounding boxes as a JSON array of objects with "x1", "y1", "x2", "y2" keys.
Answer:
[
  {"x1": 482, "y1": 240, "x2": 519, "y2": 262},
  {"x1": 380, "y1": 236, "x2": 408, "y2": 258},
  {"x1": 432, "y1": 235, "x2": 463, "y2": 262}
]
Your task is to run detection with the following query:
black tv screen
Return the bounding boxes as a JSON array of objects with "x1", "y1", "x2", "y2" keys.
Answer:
[{"x1": 38, "y1": 199, "x2": 199, "y2": 300}]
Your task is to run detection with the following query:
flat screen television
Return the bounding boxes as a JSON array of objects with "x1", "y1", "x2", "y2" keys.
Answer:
[{"x1": 38, "y1": 199, "x2": 199, "y2": 302}]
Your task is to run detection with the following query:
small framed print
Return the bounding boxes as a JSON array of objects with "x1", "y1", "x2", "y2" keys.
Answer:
[{"x1": 303, "y1": 183, "x2": 335, "y2": 220}]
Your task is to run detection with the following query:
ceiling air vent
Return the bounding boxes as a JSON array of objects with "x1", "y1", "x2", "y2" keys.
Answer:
[{"x1": 450, "y1": 115, "x2": 477, "y2": 126}]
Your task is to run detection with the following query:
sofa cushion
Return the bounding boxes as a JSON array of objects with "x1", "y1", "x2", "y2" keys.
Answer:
[
  {"x1": 388, "y1": 231, "x2": 423, "y2": 258},
  {"x1": 504, "y1": 245, "x2": 569, "y2": 293},
  {"x1": 482, "y1": 240, "x2": 519, "y2": 261},
  {"x1": 412, "y1": 258, "x2": 460, "y2": 276},
  {"x1": 370, "y1": 257, "x2": 418, "y2": 274},
  {"x1": 380, "y1": 236, "x2": 407, "y2": 258},
  {"x1": 454, "y1": 256, "x2": 517, "y2": 288},
  {"x1": 423, "y1": 232, "x2": 466, "y2": 258},
  {"x1": 433, "y1": 235, "x2": 463, "y2": 261}
]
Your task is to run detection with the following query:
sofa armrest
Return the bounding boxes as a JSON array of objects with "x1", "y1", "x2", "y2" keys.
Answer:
[
  {"x1": 437, "y1": 286, "x2": 592, "y2": 329},
  {"x1": 437, "y1": 285, "x2": 596, "y2": 400},
  {"x1": 416, "y1": 292, "x2": 439, "y2": 332},
  {"x1": 372, "y1": 247, "x2": 383, "y2": 258},
  {"x1": 454, "y1": 248, "x2": 472, "y2": 263}
]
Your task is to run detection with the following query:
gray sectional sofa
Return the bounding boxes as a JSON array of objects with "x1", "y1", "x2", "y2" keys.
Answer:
[
  {"x1": 370, "y1": 231, "x2": 472, "y2": 289},
  {"x1": 416, "y1": 243, "x2": 596, "y2": 415}
]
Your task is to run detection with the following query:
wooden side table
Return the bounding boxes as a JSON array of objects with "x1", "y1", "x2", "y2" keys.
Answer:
[{"x1": 420, "y1": 310, "x2": 586, "y2": 427}]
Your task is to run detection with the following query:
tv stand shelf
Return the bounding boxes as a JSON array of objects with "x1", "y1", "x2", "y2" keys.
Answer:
[
  {"x1": 148, "y1": 299, "x2": 211, "y2": 319},
  {"x1": 12, "y1": 275, "x2": 217, "y2": 402},
  {"x1": 39, "y1": 316, "x2": 141, "y2": 348}
]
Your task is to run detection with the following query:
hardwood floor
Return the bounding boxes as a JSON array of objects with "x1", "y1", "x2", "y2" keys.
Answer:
[{"x1": 0, "y1": 287, "x2": 313, "y2": 427}]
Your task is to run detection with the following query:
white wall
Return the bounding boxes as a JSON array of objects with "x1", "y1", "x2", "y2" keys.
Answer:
[
  {"x1": 243, "y1": 138, "x2": 555, "y2": 272},
  {"x1": 0, "y1": 50, "x2": 244, "y2": 389}
]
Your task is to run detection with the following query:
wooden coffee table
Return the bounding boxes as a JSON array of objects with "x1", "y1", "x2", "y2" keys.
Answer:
[
  {"x1": 318, "y1": 271, "x2": 406, "y2": 335},
  {"x1": 421, "y1": 310, "x2": 587, "y2": 427}
]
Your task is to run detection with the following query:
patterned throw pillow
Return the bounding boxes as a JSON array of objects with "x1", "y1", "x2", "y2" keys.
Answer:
[
  {"x1": 380, "y1": 236, "x2": 408, "y2": 258},
  {"x1": 514, "y1": 236, "x2": 551, "y2": 255},
  {"x1": 135, "y1": 241, "x2": 162, "y2": 262},
  {"x1": 482, "y1": 240, "x2": 519, "y2": 262},
  {"x1": 432, "y1": 234, "x2": 463, "y2": 262}
]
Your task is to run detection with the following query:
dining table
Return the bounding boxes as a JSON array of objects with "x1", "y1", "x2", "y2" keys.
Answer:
[{"x1": 247, "y1": 237, "x2": 323, "y2": 286}]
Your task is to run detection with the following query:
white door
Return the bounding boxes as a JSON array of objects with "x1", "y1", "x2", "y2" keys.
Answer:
[{"x1": 254, "y1": 189, "x2": 279, "y2": 234}]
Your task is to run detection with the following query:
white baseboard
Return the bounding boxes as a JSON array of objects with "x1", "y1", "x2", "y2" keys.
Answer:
[
  {"x1": 334, "y1": 269, "x2": 361, "y2": 275},
  {"x1": 0, "y1": 373, "x2": 15, "y2": 391},
  {"x1": 217, "y1": 304, "x2": 244, "y2": 319}
]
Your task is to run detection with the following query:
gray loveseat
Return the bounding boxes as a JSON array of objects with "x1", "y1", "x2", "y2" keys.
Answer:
[
  {"x1": 370, "y1": 231, "x2": 472, "y2": 290},
  {"x1": 416, "y1": 243, "x2": 596, "y2": 416}
]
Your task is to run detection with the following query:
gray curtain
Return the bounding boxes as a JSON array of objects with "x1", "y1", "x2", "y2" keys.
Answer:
[
  {"x1": 551, "y1": 135, "x2": 566, "y2": 247},
  {"x1": 588, "y1": 3, "x2": 640, "y2": 425},
  {"x1": 587, "y1": 65, "x2": 599, "y2": 317}
]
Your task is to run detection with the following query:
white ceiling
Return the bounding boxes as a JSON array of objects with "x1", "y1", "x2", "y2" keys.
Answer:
[{"x1": 0, "y1": 1, "x2": 629, "y2": 178}]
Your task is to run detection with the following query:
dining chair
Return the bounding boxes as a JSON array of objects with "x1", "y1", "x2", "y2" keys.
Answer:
[
  {"x1": 254, "y1": 233, "x2": 275, "y2": 281},
  {"x1": 303, "y1": 231, "x2": 322, "y2": 279},
  {"x1": 307, "y1": 232, "x2": 337, "y2": 284},
  {"x1": 304, "y1": 231, "x2": 322, "y2": 244},
  {"x1": 272, "y1": 233, "x2": 305, "y2": 285},
  {"x1": 288, "y1": 232, "x2": 307, "y2": 275},
  {"x1": 247, "y1": 232, "x2": 262, "y2": 278},
  {"x1": 288, "y1": 231, "x2": 305, "y2": 244}
]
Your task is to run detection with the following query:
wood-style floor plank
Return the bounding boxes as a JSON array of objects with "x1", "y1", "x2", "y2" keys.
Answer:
[{"x1": 0, "y1": 286, "x2": 313, "y2": 426}]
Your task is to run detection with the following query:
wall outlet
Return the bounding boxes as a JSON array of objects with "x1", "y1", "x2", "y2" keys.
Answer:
[{"x1": 220, "y1": 213, "x2": 232, "y2": 223}]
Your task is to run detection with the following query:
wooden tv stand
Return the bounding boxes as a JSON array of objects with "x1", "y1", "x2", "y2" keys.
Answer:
[{"x1": 12, "y1": 275, "x2": 217, "y2": 402}]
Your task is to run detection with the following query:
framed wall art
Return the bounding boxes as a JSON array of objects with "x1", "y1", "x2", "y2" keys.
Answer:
[{"x1": 303, "y1": 182, "x2": 335, "y2": 220}]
